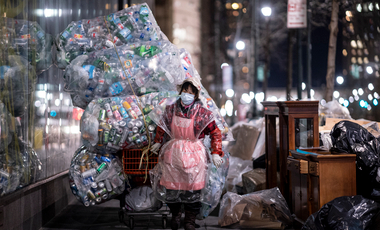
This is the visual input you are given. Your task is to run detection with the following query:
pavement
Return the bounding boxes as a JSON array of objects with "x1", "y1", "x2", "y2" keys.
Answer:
[{"x1": 40, "y1": 198, "x2": 291, "y2": 230}]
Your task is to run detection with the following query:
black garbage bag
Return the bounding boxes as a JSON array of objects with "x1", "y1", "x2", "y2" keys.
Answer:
[
  {"x1": 302, "y1": 196, "x2": 380, "y2": 230},
  {"x1": 330, "y1": 120, "x2": 380, "y2": 199}
]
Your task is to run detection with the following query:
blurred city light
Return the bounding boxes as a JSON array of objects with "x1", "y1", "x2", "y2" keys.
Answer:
[
  {"x1": 349, "y1": 96, "x2": 354, "y2": 103},
  {"x1": 310, "y1": 89, "x2": 315, "y2": 97},
  {"x1": 367, "y1": 105, "x2": 372, "y2": 111},
  {"x1": 336, "y1": 76, "x2": 344, "y2": 84},
  {"x1": 339, "y1": 97, "x2": 344, "y2": 104},
  {"x1": 368, "y1": 83, "x2": 374, "y2": 91},
  {"x1": 221, "y1": 63, "x2": 229, "y2": 69},
  {"x1": 261, "y1": 7, "x2": 272, "y2": 17},
  {"x1": 249, "y1": 91, "x2": 255, "y2": 99},
  {"x1": 225, "y1": 100, "x2": 233, "y2": 116},
  {"x1": 374, "y1": 99, "x2": 379, "y2": 106},
  {"x1": 355, "y1": 95, "x2": 359, "y2": 101},
  {"x1": 241, "y1": 93, "x2": 251, "y2": 103},
  {"x1": 226, "y1": 89, "x2": 235, "y2": 97},
  {"x1": 220, "y1": 108, "x2": 227, "y2": 116},
  {"x1": 357, "y1": 4, "x2": 362, "y2": 13},
  {"x1": 368, "y1": 94, "x2": 373, "y2": 101},
  {"x1": 302, "y1": 82, "x2": 306, "y2": 90},
  {"x1": 366, "y1": 66, "x2": 374, "y2": 74},
  {"x1": 358, "y1": 88, "x2": 364, "y2": 96},
  {"x1": 236, "y1": 41, "x2": 245, "y2": 50},
  {"x1": 267, "y1": 96, "x2": 277, "y2": 101},
  {"x1": 374, "y1": 92, "x2": 379, "y2": 99},
  {"x1": 256, "y1": 92, "x2": 265, "y2": 103},
  {"x1": 343, "y1": 100, "x2": 349, "y2": 107},
  {"x1": 333, "y1": 91, "x2": 340, "y2": 98},
  {"x1": 320, "y1": 99, "x2": 327, "y2": 106},
  {"x1": 231, "y1": 2, "x2": 239, "y2": 10},
  {"x1": 359, "y1": 100, "x2": 367, "y2": 108},
  {"x1": 352, "y1": 89, "x2": 358, "y2": 96}
]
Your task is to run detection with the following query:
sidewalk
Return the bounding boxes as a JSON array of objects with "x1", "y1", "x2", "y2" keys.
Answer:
[
  {"x1": 40, "y1": 199, "x2": 232, "y2": 230},
  {"x1": 41, "y1": 198, "x2": 295, "y2": 230}
]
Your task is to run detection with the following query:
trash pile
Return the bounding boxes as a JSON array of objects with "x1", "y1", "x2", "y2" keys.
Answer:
[
  {"x1": 60, "y1": 2, "x2": 232, "y2": 208},
  {"x1": 0, "y1": 60, "x2": 42, "y2": 196},
  {"x1": 69, "y1": 145, "x2": 126, "y2": 206},
  {"x1": 55, "y1": 4, "x2": 163, "y2": 69},
  {"x1": 63, "y1": 40, "x2": 183, "y2": 109},
  {"x1": 218, "y1": 187, "x2": 293, "y2": 228},
  {"x1": 302, "y1": 196, "x2": 380, "y2": 230},
  {"x1": 80, "y1": 93, "x2": 177, "y2": 152},
  {"x1": 0, "y1": 18, "x2": 53, "y2": 73},
  {"x1": 0, "y1": 55, "x2": 37, "y2": 117}
]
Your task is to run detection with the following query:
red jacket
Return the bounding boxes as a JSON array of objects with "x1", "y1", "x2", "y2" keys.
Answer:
[{"x1": 154, "y1": 100, "x2": 223, "y2": 157}]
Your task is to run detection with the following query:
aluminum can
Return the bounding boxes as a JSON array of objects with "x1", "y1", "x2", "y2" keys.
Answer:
[
  {"x1": 148, "y1": 124, "x2": 156, "y2": 132},
  {"x1": 113, "y1": 110, "x2": 122, "y2": 121},
  {"x1": 105, "y1": 179, "x2": 112, "y2": 192},
  {"x1": 113, "y1": 134, "x2": 122, "y2": 145},
  {"x1": 96, "y1": 162, "x2": 107, "y2": 174},
  {"x1": 98, "y1": 129, "x2": 103, "y2": 145},
  {"x1": 98, "y1": 109, "x2": 106, "y2": 121},
  {"x1": 103, "y1": 131, "x2": 109, "y2": 144},
  {"x1": 128, "y1": 134, "x2": 140, "y2": 142},
  {"x1": 81, "y1": 168, "x2": 97, "y2": 178},
  {"x1": 98, "y1": 182, "x2": 105, "y2": 189},
  {"x1": 87, "y1": 190, "x2": 96, "y2": 200},
  {"x1": 135, "y1": 120, "x2": 143, "y2": 128},
  {"x1": 127, "y1": 120, "x2": 135, "y2": 129},
  {"x1": 91, "y1": 182, "x2": 98, "y2": 192},
  {"x1": 132, "y1": 126, "x2": 139, "y2": 133},
  {"x1": 128, "y1": 130, "x2": 134, "y2": 137},
  {"x1": 119, "y1": 107, "x2": 129, "y2": 119},
  {"x1": 104, "y1": 103, "x2": 113, "y2": 118}
]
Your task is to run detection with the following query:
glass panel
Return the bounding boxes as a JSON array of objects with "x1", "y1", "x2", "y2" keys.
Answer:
[
  {"x1": 294, "y1": 118, "x2": 314, "y2": 148},
  {"x1": 0, "y1": 0, "x2": 121, "y2": 196}
]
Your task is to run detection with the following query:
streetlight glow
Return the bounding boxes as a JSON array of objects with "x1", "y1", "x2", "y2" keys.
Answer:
[
  {"x1": 336, "y1": 76, "x2": 344, "y2": 84},
  {"x1": 302, "y1": 82, "x2": 306, "y2": 90},
  {"x1": 333, "y1": 91, "x2": 340, "y2": 98},
  {"x1": 221, "y1": 63, "x2": 229, "y2": 69},
  {"x1": 226, "y1": 89, "x2": 235, "y2": 97},
  {"x1": 236, "y1": 41, "x2": 245, "y2": 50},
  {"x1": 231, "y1": 3, "x2": 239, "y2": 10},
  {"x1": 261, "y1": 7, "x2": 272, "y2": 17},
  {"x1": 368, "y1": 83, "x2": 374, "y2": 91},
  {"x1": 367, "y1": 66, "x2": 374, "y2": 74}
]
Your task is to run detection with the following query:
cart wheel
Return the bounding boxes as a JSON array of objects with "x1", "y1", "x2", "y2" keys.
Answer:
[
  {"x1": 118, "y1": 210, "x2": 124, "y2": 223},
  {"x1": 129, "y1": 216, "x2": 135, "y2": 230},
  {"x1": 162, "y1": 216, "x2": 167, "y2": 229}
]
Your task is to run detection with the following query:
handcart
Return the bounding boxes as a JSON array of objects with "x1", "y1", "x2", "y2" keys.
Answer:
[{"x1": 118, "y1": 149, "x2": 170, "y2": 229}]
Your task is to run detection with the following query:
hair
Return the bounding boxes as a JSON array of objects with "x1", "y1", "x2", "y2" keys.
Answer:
[{"x1": 180, "y1": 82, "x2": 199, "y2": 100}]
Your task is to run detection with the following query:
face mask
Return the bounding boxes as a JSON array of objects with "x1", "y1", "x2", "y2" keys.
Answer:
[{"x1": 181, "y1": 92, "x2": 195, "y2": 105}]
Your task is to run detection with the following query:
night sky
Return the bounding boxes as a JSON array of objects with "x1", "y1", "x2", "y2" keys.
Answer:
[{"x1": 269, "y1": 23, "x2": 343, "y2": 89}]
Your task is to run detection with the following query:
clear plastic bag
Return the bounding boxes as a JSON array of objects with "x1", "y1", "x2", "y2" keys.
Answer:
[
  {"x1": 124, "y1": 186, "x2": 163, "y2": 212},
  {"x1": 226, "y1": 156, "x2": 253, "y2": 193},
  {"x1": 63, "y1": 40, "x2": 184, "y2": 109},
  {"x1": 0, "y1": 100, "x2": 13, "y2": 151},
  {"x1": 0, "y1": 18, "x2": 53, "y2": 73},
  {"x1": 218, "y1": 187, "x2": 293, "y2": 228},
  {"x1": 80, "y1": 92, "x2": 178, "y2": 152},
  {"x1": 149, "y1": 100, "x2": 217, "y2": 203},
  {"x1": 242, "y1": 168, "x2": 266, "y2": 194},
  {"x1": 68, "y1": 145, "x2": 126, "y2": 207},
  {"x1": 56, "y1": 3, "x2": 164, "y2": 69},
  {"x1": 198, "y1": 136, "x2": 230, "y2": 219},
  {"x1": 0, "y1": 55, "x2": 37, "y2": 117}
]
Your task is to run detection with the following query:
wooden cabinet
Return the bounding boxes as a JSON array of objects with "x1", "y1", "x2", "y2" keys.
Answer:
[{"x1": 287, "y1": 150, "x2": 357, "y2": 221}]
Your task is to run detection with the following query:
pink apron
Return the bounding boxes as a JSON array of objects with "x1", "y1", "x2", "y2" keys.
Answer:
[{"x1": 159, "y1": 107, "x2": 207, "y2": 191}]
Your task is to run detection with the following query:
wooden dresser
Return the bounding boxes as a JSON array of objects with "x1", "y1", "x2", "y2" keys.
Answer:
[{"x1": 287, "y1": 149, "x2": 357, "y2": 221}]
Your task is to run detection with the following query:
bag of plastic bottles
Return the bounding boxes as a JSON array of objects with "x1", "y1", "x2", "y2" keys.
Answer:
[
  {"x1": 0, "y1": 100, "x2": 13, "y2": 151},
  {"x1": 68, "y1": 145, "x2": 126, "y2": 207},
  {"x1": 56, "y1": 3, "x2": 164, "y2": 69},
  {"x1": 198, "y1": 136, "x2": 230, "y2": 219},
  {"x1": 178, "y1": 48, "x2": 233, "y2": 141},
  {"x1": 80, "y1": 92, "x2": 178, "y2": 152},
  {"x1": 0, "y1": 55, "x2": 37, "y2": 117},
  {"x1": 0, "y1": 18, "x2": 53, "y2": 73},
  {"x1": 63, "y1": 40, "x2": 184, "y2": 109},
  {"x1": 2, "y1": 137, "x2": 43, "y2": 190}
]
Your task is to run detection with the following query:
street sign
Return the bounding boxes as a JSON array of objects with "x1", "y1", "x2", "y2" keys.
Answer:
[{"x1": 287, "y1": 0, "x2": 307, "y2": 28}]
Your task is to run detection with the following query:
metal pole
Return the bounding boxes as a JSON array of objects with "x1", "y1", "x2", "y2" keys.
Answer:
[
  {"x1": 253, "y1": 0, "x2": 259, "y2": 117},
  {"x1": 297, "y1": 29, "x2": 303, "y2": 99},
  {"x1": 214, "y1": 0, "x2": 221, "y2": 107},
  {"x1": 306, "y1": 0, "x2": 312, "y2": 98}
]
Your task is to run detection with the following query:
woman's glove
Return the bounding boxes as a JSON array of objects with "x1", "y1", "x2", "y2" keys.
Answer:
[
  {"x1": 151, "y1": 143, "x2": 162, "y2": 155},
  {"x1": 212, "y1": 154, "x2": 223, "y2": 169}
]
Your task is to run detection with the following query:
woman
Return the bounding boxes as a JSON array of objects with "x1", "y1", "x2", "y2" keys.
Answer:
[{"x1": 151, "y1": 78, "x2": 223, "y2": 230}]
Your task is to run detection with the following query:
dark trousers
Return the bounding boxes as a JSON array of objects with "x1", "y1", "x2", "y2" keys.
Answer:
[{"x1": 167, "y1": 201, "x2": 202, "y2": 213}]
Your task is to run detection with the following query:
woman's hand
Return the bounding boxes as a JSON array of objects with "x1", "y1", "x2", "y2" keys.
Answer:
[
  {"x1": 151, "y1": 143, "x2": 162, "y2": 155},
  {"x1": 212, "y1": 154, "x2": 223, "y2": 169}
]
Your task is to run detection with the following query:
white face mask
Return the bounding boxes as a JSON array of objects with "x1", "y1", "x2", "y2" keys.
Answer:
[{"x1": 181, "y1": 92, "x2": 195, "y2": 105}]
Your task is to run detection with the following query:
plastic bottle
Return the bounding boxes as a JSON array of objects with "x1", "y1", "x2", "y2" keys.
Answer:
[
  {"x1": 60, "y1": 23, "x2": 75, "y2": 42},
  {"x1": 122, "y1": 101, "x2": 138, "y2": 119}
]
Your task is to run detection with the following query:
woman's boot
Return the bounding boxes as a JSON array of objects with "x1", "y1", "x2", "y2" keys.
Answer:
[
  {"x1": 184, "y1": 210, "x2": 197, "y2": 230},
  {"x1": 168, "y1": 203, "x2": 182, "y2": 230}
]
